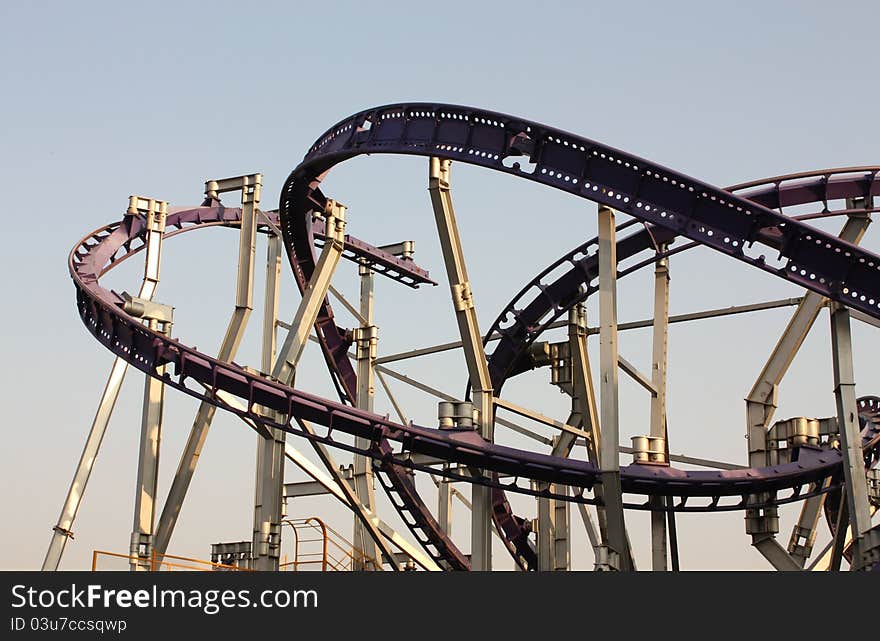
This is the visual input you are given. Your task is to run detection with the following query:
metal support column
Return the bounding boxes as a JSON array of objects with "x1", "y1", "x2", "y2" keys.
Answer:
[
  {"x1": 352, "y1": 261, "x2": 378, "y2": 570},
  {"x1": 536, "y1": 460, "x2": 558, "y2": 571},
  {"x1": 154, "y1": 175, "x2": 261, "y2": 560},
  {"x1": 128, "y1": 303, "x2": 173, "y2": 571},
  {"x1": 830, "y1": 301, "x2": 873, "y2": 569},
  {"x1": 552, "y1": 477, "x2": 571, "y2": 571},
  {"x1": 596, "y1": 205, "x2": 631, "y2": 571},
  {"x1": 567, "y1": 304, "x2": 607, "y2": 553},
  {"x1": 253, "y1": 201, "x2": 346, "y2": 570},
  {"x1": 43, "y1": 196, "x2": 167, "y2": 571},
  {"x1": 294, "y1": 420, "x2": 398, "y2": 570},
  {"x1": 252, "y1": 229, "x2": 286, "y2": 572},
  {"x1": 272, "y1": 200, "x2": 347, "y2": 384},
  {"x1": 252, "y1": 426, "x2": 285, "y2": 571},
  {"x1": 283, "y1": 441, "x2": 434, "y2": 570},
  {"x1": 746, "y1": 212, "x2": 869, "y2": 467},
  {"x1": 788, "y1": 479, "x2": 832, "y2": 566},
  {"x1": 438, "y1": 466, "x2": 453, "y2": 536},
  {"x1": 745, "y1": 211, "x2": 870, "y2": 568},
  {"x1": 428, "y1": 157, "x2": 493, "y2": 570},
  {"x1": 649, "y1": 248, "x2": 670, "y2": 571}
]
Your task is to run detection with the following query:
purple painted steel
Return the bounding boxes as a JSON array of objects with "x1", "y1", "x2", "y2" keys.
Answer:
[
  {"x1": 310, "y1": 218, "x2": 435, "y2": 288},
  {"x1": 69, "y1": 208, "x2": 875, "y2": 505},
  {"x1": 282, "y1": 104, "x2": 880, "y2": 317},
  {"x1": 481, "y1": 167, "x2": 880, "y2": 569},
  {"x1": 68, "y1": 104, "x2": 880, "y2": 570},
  {"x1": 823, "y1": 396, "x2": 880, "y2": 564},
  {"x1": 280, "y1": 105, "x2": 880, "y2": 566},
  {"x1": 278, "y1": 102, "x2": 879, "y2": 572}
]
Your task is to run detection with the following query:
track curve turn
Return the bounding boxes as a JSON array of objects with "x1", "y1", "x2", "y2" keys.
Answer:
[{"x1": 70, "y1": 104, "x2": 880, "y2": 570}]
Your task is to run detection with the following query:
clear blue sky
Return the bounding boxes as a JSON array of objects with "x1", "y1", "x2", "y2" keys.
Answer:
[{"x1": 1, "y1": 1, "x2": 877, "y2": 570}]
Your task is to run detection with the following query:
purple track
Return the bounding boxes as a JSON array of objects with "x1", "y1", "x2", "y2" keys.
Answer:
[{"x1": 71, "y1": 104, "x2": 880, "y2": 570}]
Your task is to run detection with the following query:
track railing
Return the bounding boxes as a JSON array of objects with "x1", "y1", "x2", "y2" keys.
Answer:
[
  {"x1": 91, "y1": 550, "x2": 250, "y2": 572},
  {"x1": 281, "y1": 517, "x2": 379, "y2": 571}
]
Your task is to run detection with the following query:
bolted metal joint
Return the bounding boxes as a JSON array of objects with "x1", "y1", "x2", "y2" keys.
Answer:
[
  {"x1": 745, "y1": 504, "x2": 779, "y2": 536},
  {"x1": 352, "y1": 325, "x2": 379, "y2": 361},
  {"x1": 126, "y1": 195, "x2": 168, "y2": 220},
  {"x1": 858, "y1": 527, "x2": 880, "y2": 570},
  {"x1": 377, "y1": 240, "x2": 415, "y2": 260},
  {"x1": 211, "y1": 541, "x2": 253, "y2": 570},
  {"x1": 868, "y1": 469, "x2": 880, "y2": 506},
  {"x1": 438, "y1": 401, "x2": 476, "y2": 430},
  {"x1": 428, "y1": 157, "x2": 451, "y2": 190},
  {"x1": 549, "y1": 342, "x2": 571, "y2": 387},
  {"x1": 204, "y1": 173, "x2": 263, "y2": 204},
  {"x1": 568, "y1": 303, "x2": 588, "y2": 334},
  {"x1": 51, "y1": 525, "x2": 74, "y2": 540},
  {"x1": 322, "y1": 199, "x2": 348, "y2": 246},
  {"x1": 787, "y1": 524, "x2": 814, "y2": 559}
]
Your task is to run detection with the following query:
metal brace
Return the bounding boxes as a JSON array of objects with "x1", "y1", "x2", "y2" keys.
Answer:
[
  {"x1": 205, "y1": 174, "x2": 262, "y2": 205},
  {"x1": 352, "y1": 325, "x2": 379, "y2": 362},
  {"x1": 121, "y1": 292, "x2": 174, "y2": 326},
  {"x1": 322, "y1": 199, "x2": 347, "y2": 247},
  {"x1": 126, "y1": 195, "x2": 168, "y2": 224}
]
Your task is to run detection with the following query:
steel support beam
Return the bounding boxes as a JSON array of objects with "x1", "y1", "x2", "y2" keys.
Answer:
[
  {"x1": 787, "y1": 479, "x2": 831, "y2": 566},
  {"x1": 268, "y1": 229, "x2": 396, "y2": 569},
  {"x1": 428, "y1": 157, "x2": 493, "y2": 570},
  {"x1": 566, "y1": 305, "x2": 606, "y2": 554},
  {"x1": 829, "y1": 493, "x2": 850, "y2": 571},
  {"x1": 374, "y1": 298, "x2": 806, "y2": 366},
  {"x1": 252, "y1": 424, "x2": 285, "y2": 571},
  {"x1": 363, "y1": 357, "x2": 552, "y2": 446},
  {"x1": 438, "y1": 465, "x2": 453, "y2": 536},
  {"x1": 272, "y1": 199, "x2": 347, "y2": 383},
  {"x1": 282, "y1": 440, "x2": 437, "y2": 570},
  {"x1": 649, "y1": 249, "x2": 670, "y2": 571},
  {"x1": 597, "y1": 205, "x2": 631, "y2": 571},
  {"x1": 494, "y1": 397, "x2": 591, "y2": 443},
  {"x1": 352, "y1": 261, "x2": 378, "y2": 570},
  {"x1": 745, "y1": 212, "x2": 870, "y2": 567},
  {"x1": 44, "y1": 197, "x2": 167, "y2": 571},
  {"x1": 746, "y1": 213, "x2": 870, "y2": 467},
  {"x1": 154, "y1": 175, "x2": 261, "y2": 560},
  {"x1": 830, "y1": 301, "x2": 873, "y2": 569},
  {"x1": 253, "y1": 228, "x2": 286, "y2": 572},
  {"x1": 809, "y1": 505, "x2": 877, "y2": 571},
  {"x1": 201, "y1": 381, "x2": 428, "y2": 570},
  {"x1": 752, "y1": 535, "x2": 802, "y2": 572},
  {"x1": 618, "y1": 356, "x2": 657, "y2": 396},
  {"x1": 376, "y1": 369, "x2": 409, "y2": 424},
  {"x1": 295, "y1": 419, "x2": 398, "y2": 571},
  {"x1": 130, "y1": 314, "x2": 172, "y2": 571}
]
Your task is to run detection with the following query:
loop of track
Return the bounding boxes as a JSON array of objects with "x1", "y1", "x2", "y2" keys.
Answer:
[{"x1": 71, "y1": 105, "x2": 879, "y2": 570}]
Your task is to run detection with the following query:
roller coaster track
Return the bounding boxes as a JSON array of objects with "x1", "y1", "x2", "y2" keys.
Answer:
[{"x1": 70, "y1": 104, "x2": 880, "y2": 571}]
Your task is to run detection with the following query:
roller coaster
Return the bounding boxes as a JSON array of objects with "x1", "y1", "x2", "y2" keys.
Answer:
[{"x1": 45, "y1": 104, "x2": 880, "y2": 571}]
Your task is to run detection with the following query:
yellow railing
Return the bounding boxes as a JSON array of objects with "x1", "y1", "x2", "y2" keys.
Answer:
[
  {"x1": 91, "y1": 550, "x2": 251, "y2": 572},
  {"x1": 281, "y1": 517, "x2": 380, "y2": 571},
  {"x1": 93, "y1": 516, "x2": 380, "y2": 572}
]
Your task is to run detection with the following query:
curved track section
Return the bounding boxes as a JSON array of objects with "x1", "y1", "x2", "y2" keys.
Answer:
[
  {"x1": 70, "y1": 105, "x2": 880, "y2": 570},
  {"x1": 278, "y1": 104, "x2": 879, "y2": 569},
  {"x1": 481, "y1": 168, "x2": 880, "y2": 568},
  {"x1": 71, "y1": 207, "x2": 875, "y2": 497}
]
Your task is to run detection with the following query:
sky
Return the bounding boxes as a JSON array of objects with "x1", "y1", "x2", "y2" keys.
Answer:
[{"x1": 0, "y1": 0, "x2": 878, "y2": 571}]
